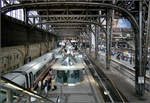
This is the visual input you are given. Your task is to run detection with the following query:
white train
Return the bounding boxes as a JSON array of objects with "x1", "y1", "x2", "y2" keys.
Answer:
[{"x1": 3, "y1": 48, "x2": 62, "y2": 89}]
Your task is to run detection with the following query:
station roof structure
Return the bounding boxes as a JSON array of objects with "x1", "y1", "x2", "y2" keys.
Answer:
[{"x1": 1, "y1": 0, "x2": 148, "y2": 38}]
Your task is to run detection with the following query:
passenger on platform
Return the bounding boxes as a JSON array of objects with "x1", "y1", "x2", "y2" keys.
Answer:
[
  {"x1": 83, "y1": 68, "x2": 85, "y2": 74},
  {"x1": 44, "y1": 79, "x2": 49, "y2": 97},
  {"x1": 130, "y1": 56, "x2": 132, "y2": 64},
  {"x1": 117, "y1": 54, "x2": 120, "y2": 60},
  {"x1": 48, "y1": 76, "x2": 52, "y2": 90},
  {"x1": 30, "y1": 88, "x2": 37, "y2": 103},
  {"x1": 51, "y1": 76, "x2": 57, "y2": 91},
  {"x1": 49, "y1": 69, "x2": 53, "y2": 76},
  {"x1": 146, "y1": 61, "x2": 150, "y2": 70},
  {"x1": 38, "y1": 80, "x2": 42, "y2": 94}
]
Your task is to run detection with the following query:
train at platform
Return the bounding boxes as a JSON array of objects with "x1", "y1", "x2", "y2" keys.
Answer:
[{"x1": 3, "y1": 48, "x2": 62, "y2": 89}]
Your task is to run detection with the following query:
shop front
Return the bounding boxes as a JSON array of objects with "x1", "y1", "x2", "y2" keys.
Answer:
[{"x1": 56, "y1": 70, "x2": 83, "y2": 85}]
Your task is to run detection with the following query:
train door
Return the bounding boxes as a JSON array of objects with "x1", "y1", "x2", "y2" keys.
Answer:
[{"x1": 29, "y1": 72, "x2": 34, "y2": 88}]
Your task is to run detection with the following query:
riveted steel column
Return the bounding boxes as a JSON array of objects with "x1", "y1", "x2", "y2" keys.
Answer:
[
  {"x1": 0, "y1": 0, "x2": 1, "y2": 77},
  {"x1": 89, "y1": 34, "x2": 92, "y2": 53},
  {"x1": 80, "y1": 32, "x2": 84, "y2": 50},
  {"x1": 23, "y1": 9, "x2": 28, "y2": 24},
  {"x1": 95, "y1": 25, "x2": 98, "y2": 59},
  {"x1": 135, "y1": 1, "x2": 146, "y2": 96},
  {"x1": 86, "y1": 26, "x2": 91, "y2": 53},
  {"x1": 89, "y1": 26, "x2": 92, "y2": 54},
  {"x1": 106, "y1": 9, "x2": 112, "y2": 69},
  {"x1": 146, "y1": 0, "x2": 150, "y2": 63}
]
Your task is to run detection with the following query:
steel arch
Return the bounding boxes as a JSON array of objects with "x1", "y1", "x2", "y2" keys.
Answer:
[{"x1": 1, "y1": 2, "x2": 138, "y2": 32}]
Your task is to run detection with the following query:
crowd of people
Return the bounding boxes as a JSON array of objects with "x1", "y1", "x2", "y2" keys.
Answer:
[
  {"x1": 99, "y1": 47, "x2": 135, "y2": 65},
  {"x1": 116, "y1": 52, "x2": 134, "y2": 65},
  {"x1": 30, "y1": 69, "x2": 57, "y2": 102},
  {"x1": 37, "y1": 69, "x2": 57, "y2": 97}
]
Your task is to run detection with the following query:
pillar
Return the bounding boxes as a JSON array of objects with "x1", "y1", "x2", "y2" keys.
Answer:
[
  {"x1": 95, "y1": 25, "x2": 98, "y2": 59},
  {"x1": 135, "y1": 1, "x2": 146, "y2": 96},
  {"x1": 87, "y1": 26, "x2": 92, "y2": 54},
  {"x1": 106, "y1": 9, "x2": 112, "y2": 69},
  {"x1": 88, "y1": 26, "x2": 92, "y2": 53},
  {"x1": 23, "y1": 9, "x2": 28, "y2": 24}
]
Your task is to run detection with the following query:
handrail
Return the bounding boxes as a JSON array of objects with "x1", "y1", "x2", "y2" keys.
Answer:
[{"x1": 0, "y1": 76, "x2": 55, "y2": 103}]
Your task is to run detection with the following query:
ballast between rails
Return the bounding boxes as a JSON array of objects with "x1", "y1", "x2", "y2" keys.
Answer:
[
  {"x1": 111, "y1": 59, "x2": 150, "y2": 80},
  {"x1": 111, "y1": 59, "x2": 150, "y2": 92}
]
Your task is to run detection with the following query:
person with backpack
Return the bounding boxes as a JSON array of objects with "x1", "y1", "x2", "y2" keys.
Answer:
[{"x1": 44, "y1": 79, "x2": 49, "y2": 97}]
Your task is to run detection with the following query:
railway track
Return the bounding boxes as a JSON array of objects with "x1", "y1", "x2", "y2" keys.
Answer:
[
  {"x1": 111, "y1": 59, "x2": 150, "y2": 92},
  {"x1": 84, "y1": 55, "x2": 128, "y2": 103}
]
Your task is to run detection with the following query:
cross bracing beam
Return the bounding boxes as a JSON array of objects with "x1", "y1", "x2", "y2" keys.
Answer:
[
  {"x1": 29, "y1": 15, "x2": 103, "y2": 24},
  {"x1": 33, "y1": 9, "x2": 104, "y2": 11},
  {"x1": 53, "y1": 27, "x2": 87, "y2": 29},
  {"x1": 28, "y1": 15, "x2": 104, "y2": 18},
  {"x1": 47, "y1": 23, "x2": 87, "y2": 26},
  {"x1": 34, "y1": 20, "x2": 107, "y2": 35},
  {"x1": 51, "y1": 25, "x2": 86, "y2": 28},
  {"x1": 54, "y1": 29, "x2": 83, "y2": 31}
]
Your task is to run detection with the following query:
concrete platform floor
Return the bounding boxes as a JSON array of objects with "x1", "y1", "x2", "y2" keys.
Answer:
[
  {"x1": 88, "y1": 52, "x2": 150, "y2": 103},
  {"x1": 46, "y1": 67, "x2": 103, "y2": 103}
]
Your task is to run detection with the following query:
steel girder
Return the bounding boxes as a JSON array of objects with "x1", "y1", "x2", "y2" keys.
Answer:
[
  {"x1": 27, "y1": 15, "x2": 104, "y2": 18},
  {"x1": 106, "y1": 8, "x2": 113, "y2": 70},
  {"x1": 1, "y1": 2, "x2": 138, "y2": 30}
]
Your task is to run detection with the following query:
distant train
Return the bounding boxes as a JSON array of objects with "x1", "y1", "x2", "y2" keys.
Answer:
[{"x1": 3, "y1": 48, "x2": 62, "y2": 89}]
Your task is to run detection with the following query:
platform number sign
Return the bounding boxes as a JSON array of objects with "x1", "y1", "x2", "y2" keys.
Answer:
[{"x1": 138, "y1": 77, "x2": 144, "y2": 84}]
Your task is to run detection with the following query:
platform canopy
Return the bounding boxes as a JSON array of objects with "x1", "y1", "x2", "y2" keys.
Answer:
[{"x1": 52, "y1": 54, "x2": 84, "y2": 70}]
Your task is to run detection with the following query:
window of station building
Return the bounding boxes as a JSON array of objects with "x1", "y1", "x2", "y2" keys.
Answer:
[
  {"x1": 16, "y1": 64, "x2": 19, "y2": 68},
  {"x1": 16, "y1": 54, "x2": 19, "y2": 59},
  {"x1": 6, "y1": 9, "x2": 24, "y2": 21},
  {"x1": 9, "y1": 55, "x2": 12, "y2": 61},
  {"x1": 4, "y1": 56, "x2": 9, "y2": 64},
  {"x1": 13, "y1": 66, "x2": 16, "y2": 70},
  {"x1": 0, "y1": 57, "x2": 2, "y2": 64}
]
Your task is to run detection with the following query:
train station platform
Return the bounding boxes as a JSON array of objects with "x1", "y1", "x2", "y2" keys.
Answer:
[
  {"x1": 42, "y1": 64, "x2": 104, "y2": 103},
  {"x1": 87, "y1": 52, "x2": 150, "y2": 103}
]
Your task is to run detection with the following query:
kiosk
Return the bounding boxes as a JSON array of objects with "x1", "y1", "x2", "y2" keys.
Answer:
[{"x1": 52, "y1": 54, "x2": 85, "y2": 86}]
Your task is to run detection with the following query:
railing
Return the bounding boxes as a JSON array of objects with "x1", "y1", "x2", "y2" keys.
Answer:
[{"x1": 0, "y1": 76, "x2": 56, "y2": 103}]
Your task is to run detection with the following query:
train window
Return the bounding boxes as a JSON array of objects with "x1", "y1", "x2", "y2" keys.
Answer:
[
  {"x1": 35, "y1": 70, "x2": 42, "y2": 79},
  {"x1": 4, "y1": 64, "x2": 6, "y2": 68},
  {"x1": 2, "y1": 57, "x2": 4, "y2": 64},
  {"x1": 17, "y1": 64, "x2": 19, "y2": 68},
  {"x1": 16, "y1": 54, "x2": 19, "y2": 59},
  {"x1": 34, "y1": 75, "x2": 36, "y2": 81}
]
